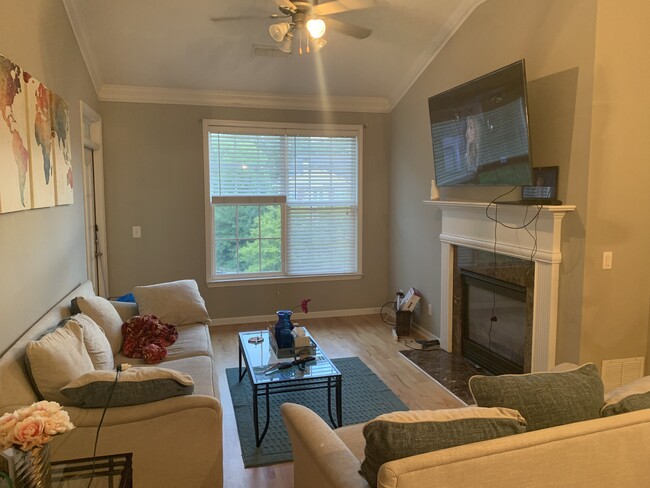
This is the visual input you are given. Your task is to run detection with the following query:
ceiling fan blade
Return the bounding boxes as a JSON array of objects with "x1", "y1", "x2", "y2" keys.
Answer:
[
  {"x1": 252, "y1": 44, "x2": 291, "y2": 57},
  {"x1": 211, "y1": 15, "x2": 270, "y2": 22},
  {"x1": 272, "y1": 0, "x2": 298, "y2": 13},
  {"x1": 326, "y1": 17, "x2": 372, "y2": 39},
  {"x1": 312, "y1": 0, "x2": 375, "y2": 16}
]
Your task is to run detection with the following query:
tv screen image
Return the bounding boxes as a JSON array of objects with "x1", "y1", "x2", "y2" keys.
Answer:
[{"x1": 429, "y1": 60, "x2": 534, "y2": 187}]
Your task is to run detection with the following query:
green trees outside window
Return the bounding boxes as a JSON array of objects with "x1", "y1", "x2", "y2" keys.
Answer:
[{"x1": 214, "y1": 204, "x2": 282, "y2": 274}]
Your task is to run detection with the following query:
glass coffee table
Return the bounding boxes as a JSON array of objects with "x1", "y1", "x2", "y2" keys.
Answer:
[
  {"x1": 51, "y1": 452, "x2": 132, "y2": 487},
  {"x1": 238, "y1": 329, "x2": 342, "y2": 447}
]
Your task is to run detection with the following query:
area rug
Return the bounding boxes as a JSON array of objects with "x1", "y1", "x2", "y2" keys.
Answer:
[
  {"x1": 226, "y1": 356, "x2": 407, "y2": 468},
  {"x1": 399, "y1": 348, "x2": 492, "y2": 405}
]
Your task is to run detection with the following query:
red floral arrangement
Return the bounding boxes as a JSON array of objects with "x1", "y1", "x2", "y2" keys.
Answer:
[{"x1": 292, "y1": 298, "x2": 311, "y2": 314}]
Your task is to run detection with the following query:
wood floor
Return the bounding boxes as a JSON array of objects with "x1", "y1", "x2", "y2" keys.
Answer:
[{"x1": 210, "y1": 314, "x2": 463, "y2": 488}]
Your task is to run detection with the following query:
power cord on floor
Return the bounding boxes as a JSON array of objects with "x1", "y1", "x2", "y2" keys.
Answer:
[
  {"x1": 85, "y1": 362, "x2": 130, "y2": 488},
  {"x1": 399, "y1": 338, "x2": 440, "y2": 351}
]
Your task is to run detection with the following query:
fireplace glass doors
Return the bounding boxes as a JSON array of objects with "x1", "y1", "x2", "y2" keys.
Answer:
[{"x1": 461, "y1": 270, "x2": 526, "y2": 375}]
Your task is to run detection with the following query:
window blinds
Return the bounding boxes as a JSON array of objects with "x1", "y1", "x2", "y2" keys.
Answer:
[{"x1": 207, "y1": 126, "x2": 359, "y2": 276}]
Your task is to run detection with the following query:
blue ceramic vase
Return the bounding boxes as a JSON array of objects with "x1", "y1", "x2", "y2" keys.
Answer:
[{"x1": 274, "y1": 310, "x2": 294, "y2": 349}]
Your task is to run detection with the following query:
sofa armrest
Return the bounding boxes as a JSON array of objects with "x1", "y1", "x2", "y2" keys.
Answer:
[
  {"x1": 52, "y1": 395, "x2": 222, "y2": 488},
  {"x1": 281, "y1": 403, "x2": 368, "y2": 488}
]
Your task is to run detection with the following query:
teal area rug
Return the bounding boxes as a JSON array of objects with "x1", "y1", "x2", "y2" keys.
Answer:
[{"x1": 226, "y1": 356, "x2": 407, "y2": 468}]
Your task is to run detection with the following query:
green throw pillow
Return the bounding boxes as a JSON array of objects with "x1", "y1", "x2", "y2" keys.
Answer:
[
  {"x1": 60, "y1": 367, "x2": 194, "y2": 408},
  {"x1": 601, "y1": 376, "x2": 650, "y2": 417},
  {"x1": 359, "y1": 407, "x2": 526, "y2": 488},
  {"x1": 469, "y1": 363, "x2": 604, "y2": 431}
]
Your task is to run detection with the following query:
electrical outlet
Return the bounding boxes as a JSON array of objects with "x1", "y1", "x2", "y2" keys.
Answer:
[
  {"x1": 132, "y1": 226, "x2": 141, "y2": 239},
  {"x1": 427, "y1": 303, "x2": 433, "y2": 316}
]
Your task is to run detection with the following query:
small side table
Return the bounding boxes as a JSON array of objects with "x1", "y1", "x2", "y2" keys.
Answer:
[{"x1": 51, "y1": 453, "x2": 132, "y2": 488}]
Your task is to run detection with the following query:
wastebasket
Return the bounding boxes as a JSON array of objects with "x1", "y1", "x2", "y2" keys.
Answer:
[{"x1": 394, "y1": 309, "x2": 412, "y2": 336}]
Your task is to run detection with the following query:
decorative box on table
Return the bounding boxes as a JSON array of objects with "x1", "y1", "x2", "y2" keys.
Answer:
[{"x1": 268, "y1": 327, "x2": 317, "y2": 358}]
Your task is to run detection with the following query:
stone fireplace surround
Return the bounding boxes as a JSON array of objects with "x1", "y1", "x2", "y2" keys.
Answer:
[{"x1": 425, "y1": 200, "x2": 575, "y2": 372}]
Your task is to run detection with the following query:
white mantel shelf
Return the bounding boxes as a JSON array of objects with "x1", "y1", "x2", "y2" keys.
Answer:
[
  {"x1": 424, "y1": 199, "x2": 576, "y2": 372},
  {"x1": 424, "y1": 200, "x2": 576, "y2": 264}
]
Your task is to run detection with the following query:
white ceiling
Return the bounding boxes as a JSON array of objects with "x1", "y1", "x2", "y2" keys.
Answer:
[{"x1": 63, "y1": 0, "x2": 485, "y2": 112}]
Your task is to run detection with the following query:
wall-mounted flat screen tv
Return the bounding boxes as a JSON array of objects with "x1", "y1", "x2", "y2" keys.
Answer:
[{"x1": 429, "y1": 60, "x2": 534, "y2": 187}]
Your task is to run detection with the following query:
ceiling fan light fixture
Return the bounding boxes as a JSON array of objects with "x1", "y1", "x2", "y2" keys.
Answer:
[
  {"x1": 269, "y1": 21, "x2": 291, "y2": 42},
  {"x1": 310, "y1": 37, "x2": 327, "y2": 52},
  {"x1": 278, "y1": 33, "x2": 294, "y2": 53},
  {"x1": 306, "y1": 18, "x2": 326, "y2": 39}
]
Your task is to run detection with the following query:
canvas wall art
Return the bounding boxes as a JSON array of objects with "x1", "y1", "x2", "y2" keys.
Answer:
[
  {"x1": 25, "y1": 73, "x2": 55, "y2": 208},
  {"x1": 51, "y1": 92, "x2": 73, "y2": 205},
  {"x1": 0, "y1": 52, "x2": 73, "y2": 214},
  {"x1": 0, "y1": 54, "x2": 32, "y2": 213}
]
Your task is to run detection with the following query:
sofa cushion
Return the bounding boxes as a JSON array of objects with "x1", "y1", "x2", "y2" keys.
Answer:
[
  {"x1": 25, "y1": 321, "x2": 95, "y2": 404},
  {"x1": 70, "y1": 314, "x2": 115, "y2": 370},
  {"x1": 359, "y1": 407, "x2": 526, "y2": 488},
  {"x1": 132, "y1": 279, "x2": 210, "y2": 326},
  {"x1": 72, "y1": 296, "x2": 124, "y2": 354},
  {"x1": 114, "y1": 323, "x2": 212, "y2": 366},
  {"x1": 60, "y1": 367, "x2": 194, "y2": 408},
  {"x1": 156, "y1": 356, "x2": 216, "y2": 397},
  {"x1": 601, "y1": 376, "x2": 650, "y2": 417},
  {"x1": 469, "y1": 363, "x2": 604, "y2": 431}
]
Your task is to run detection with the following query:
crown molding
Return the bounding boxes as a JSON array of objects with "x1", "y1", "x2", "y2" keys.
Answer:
[
  {"x1": 98, "y1": 84, "x2": 391, "y2": 113},
  {"x1": 388, "y1": 0, "x2": 488, "y2": 109},
  {"x1": 62, "y1": 0, "x2": 104, "y2": 95}
]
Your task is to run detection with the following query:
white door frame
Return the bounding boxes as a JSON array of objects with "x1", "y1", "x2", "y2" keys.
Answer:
[{"x1": 80, "y1": 101, "x2": 109, "y2": 297}]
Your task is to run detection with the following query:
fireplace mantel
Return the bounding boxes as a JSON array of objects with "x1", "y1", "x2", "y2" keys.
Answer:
[{"x1": 425, "y1": 200, "x2": 575, "y2": 371}]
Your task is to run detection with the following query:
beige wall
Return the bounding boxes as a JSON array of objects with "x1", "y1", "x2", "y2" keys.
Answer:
[
  {"x1": 99, "y1": 103, "x2": 390, "y2": 319},
  {"x1": 579, "y1": 0, "x2": 650, "y2": 368},
  {"x1": 388, "y1": 0, "x2": 599, "y2": 363},
  {"x1": 0, "y1": 1, "x2": 99, "y2": 354}
]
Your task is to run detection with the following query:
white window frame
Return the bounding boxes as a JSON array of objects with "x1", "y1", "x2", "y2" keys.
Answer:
[{"x1": 202, "y1": 119, "x2": 363, "y2": 287}]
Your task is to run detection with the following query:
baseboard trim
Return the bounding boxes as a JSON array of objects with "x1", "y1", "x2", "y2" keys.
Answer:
[
  {"x1": 410, "y1": 322, "x2": 440, "y2": 342},
  {"x1": 209, "y1": 307, "x2": 381, "y2": 327}
]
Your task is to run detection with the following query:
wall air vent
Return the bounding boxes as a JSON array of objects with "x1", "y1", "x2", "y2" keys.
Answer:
[{"x1": 601, "y1": 357, "x2": 645, "y2": 393}]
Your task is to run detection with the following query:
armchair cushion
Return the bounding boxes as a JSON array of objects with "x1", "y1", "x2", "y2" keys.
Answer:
[
  {"x1": 469, "y1": 363, "x2": 604, "y2": 431},
  {"x1": 360, "y1": 407, "x2": 526, "y2": 488},
  {"x1": 601, "y1": 376, "x2": 650, "y2": 417}
]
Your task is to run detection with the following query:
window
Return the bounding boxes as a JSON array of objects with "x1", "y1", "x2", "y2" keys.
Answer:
[{"x1": 203, "y1": 120, "x2": 362, "y2": 284}]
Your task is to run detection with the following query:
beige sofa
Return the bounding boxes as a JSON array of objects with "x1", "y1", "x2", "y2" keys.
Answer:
[
  {"x1": 0, "y1": 280, "x2": 222, "y2": 488},
  {"x1": 282, "y1": 400, "x2": 650, "y2": 488}
]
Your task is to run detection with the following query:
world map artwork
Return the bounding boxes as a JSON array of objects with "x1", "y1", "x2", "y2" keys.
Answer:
[
  {"x1": 0, "y1": 53, "x2": 73, "y2": 214},
  {"x1": 0, "y1": 55, "x2": 30, "y2": 213}
]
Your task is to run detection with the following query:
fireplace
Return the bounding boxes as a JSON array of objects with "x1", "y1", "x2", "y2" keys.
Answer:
[
  {"x1": 425, "y1": 200, "x2": 575, "y2": 372},
  {"x1": 461, "y1": 270, "x2": 527, "y2": 374},
  {"x1": 453, "y1": 246, "x2": 534, "y2": 374}
]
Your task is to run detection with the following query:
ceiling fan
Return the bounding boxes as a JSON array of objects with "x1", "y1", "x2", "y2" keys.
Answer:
[{"x1": 211, "y1": 0, "x2": 375, "y2": 56}]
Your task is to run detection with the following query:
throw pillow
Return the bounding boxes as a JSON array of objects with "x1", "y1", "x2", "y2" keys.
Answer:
[
  {"x1": 469, "y1": 363, "x2": 604, "y2": 431},
  {"x1": 70, "y1": 314, "x2": 115, "y2": 370},
  {"x1": 601, "y1": 376, "x2": 650, "y2": 417},
  {"x1": 25, "y1": 321, "x2": 95, "y2": 404},
  {"x1": 359, "y1": 407, "x2": 526, "y2": 488},
  {"x1": 132, "y1": 279, "x2": 210, "y2": 325},
  {"x1": 60, "y1": 367, "x2": 194, "y2": 408},
  {"x1": 72, "y1": 296, "x2": 124, "y2": 354}
]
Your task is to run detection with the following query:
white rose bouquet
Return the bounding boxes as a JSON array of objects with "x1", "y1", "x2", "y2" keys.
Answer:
[{"x1": 0, "y1": 401, "x2": 75, "y2": 451}]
